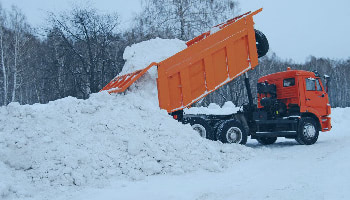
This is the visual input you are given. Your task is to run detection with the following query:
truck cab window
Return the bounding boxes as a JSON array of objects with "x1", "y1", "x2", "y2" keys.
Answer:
[
  {"x1": 283, "y1": 78, "x2": 295, "y2": 87},
  {"x1": 306, "y1": 78, "x2": 316, "y2": 91}
]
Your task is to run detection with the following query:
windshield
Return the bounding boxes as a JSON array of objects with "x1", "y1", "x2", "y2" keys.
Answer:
[{"x1": 306, "y1": 78, "x2": 323, "y2": 91}]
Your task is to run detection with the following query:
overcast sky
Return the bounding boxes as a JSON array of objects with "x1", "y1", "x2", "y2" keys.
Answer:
[{"x1": 1, "y1": 0, "x2": 350, "y2": 63}]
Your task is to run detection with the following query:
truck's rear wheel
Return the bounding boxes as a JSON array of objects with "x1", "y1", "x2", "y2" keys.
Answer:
[
  {"x1": 296, "y1": 117, "x2": 319, "y2": 145},
  {"x1": 188, "y1": 118, "x2": 214, "y2": 140},
  {"x1": 213, "y1": 120, "x2": 225, "y2": 140},
  {"x1": 217, "y1": 120, "x2": 247, "y2": 144},
  {"x1": 295, "y1": 137, "x2": 305, "y2": 145},
  {"x1": 257, "y1": 137, "x2": 277, "y2": 145}
]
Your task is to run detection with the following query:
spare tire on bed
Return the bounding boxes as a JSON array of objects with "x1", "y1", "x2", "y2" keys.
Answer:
[{"x1": 255, "y1": 29, "x2": 269, "y2": 58}]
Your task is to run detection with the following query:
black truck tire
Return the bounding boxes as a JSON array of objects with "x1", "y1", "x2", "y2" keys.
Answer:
[
  {"x1": 296, "y1": 117, "x2": 319, "y2": 145},
  {"x1": 188, "y1": 117, "x2": 215, "y2": 140},
  {"x1": 217, "y1": 120, "x2": 247, "y2": 144},
  {"x1": 212, "y1": 120, "x2": 226, "y2": 140},
  {"x1": 255, "y1": 29, "x2": 269, "y2": 58},
  {"x1": 295, "y1": 137, "x2": 305, "y2": 145},
  {"x1": 257, "y1": 137, "x2": 277, "y2": 145}
]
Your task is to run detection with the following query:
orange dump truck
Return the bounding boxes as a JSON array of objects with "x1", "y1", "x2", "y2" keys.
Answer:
[{"x1": 101, "y1": 9, "x2": 332, "y2": 145}]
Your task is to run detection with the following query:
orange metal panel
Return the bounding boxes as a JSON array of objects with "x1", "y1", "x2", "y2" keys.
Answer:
[
  {"x1": 203, "y1": 56, "x2": 215, "y2": 91},
  {"x1": 168, "y1": 73, "x2": 182, "y2": 109},
  {"x1": 180, "y1": 69, "x2": 192, "y2": 106},
  {"x1": 212, "y1": 48, "x2": 229, "y2": 85},
  {"x1": 100, "y1": 62, "x2": 158, "y2": 93},
  {"x1": 158, "y1": 10, "x2": 260, "y2": 112},
  {"x1": 189, "y1": 61, "x2": 206, "y2": 98}
]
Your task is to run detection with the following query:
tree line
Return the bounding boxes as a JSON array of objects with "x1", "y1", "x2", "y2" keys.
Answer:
[{"x1": 0, "y1": 1, "x2": 349, "y2": 108}]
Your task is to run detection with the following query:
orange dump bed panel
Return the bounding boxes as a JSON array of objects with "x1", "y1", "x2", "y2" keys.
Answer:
[
  {"x1": 101, "y1": 9, "x2": 262, "y2": 113},
  {"x1": 100, "y1": 62, "x2": 157, "y2": 93},
  {"x1": 158, "y1": 9, "x2": 261, "y2": 112}
]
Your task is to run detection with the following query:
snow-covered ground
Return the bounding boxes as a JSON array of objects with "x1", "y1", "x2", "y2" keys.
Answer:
[
  {"x1": 1, "y1": 38, "x2": 349, "y2": 200},
  {"x1": 56, "y1": 107, "x2": 350, "y2": 200}
]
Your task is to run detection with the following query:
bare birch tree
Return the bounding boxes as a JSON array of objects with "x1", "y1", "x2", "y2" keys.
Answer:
[
  {"x1": 0, "y1": 6, "x2": 7, "y2": 105},
  {"x1": 8, "y1": 6, "x2": 29, "y2": 103},
  {"x1": 49, "y1": 6, "x2": 121, "y2": 98},
  {"x1": 134, "y1": 0, "x2": 238, "y2": 40}
]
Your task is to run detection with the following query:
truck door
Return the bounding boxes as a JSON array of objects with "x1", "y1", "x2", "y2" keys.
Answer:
[{"x1": 304, "y1": 77, "x2": 328, "y2": 116}]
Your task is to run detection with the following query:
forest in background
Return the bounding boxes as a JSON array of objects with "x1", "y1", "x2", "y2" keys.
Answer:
[{"x1": 0, "y1": 0, "x2": 349, "y2": 108}]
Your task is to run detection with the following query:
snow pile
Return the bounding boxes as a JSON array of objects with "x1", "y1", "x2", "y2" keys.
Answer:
[
  {"x1": 0, "y1": 38, "x2": 250, "y2": 200},
  {"x1": 120, "y1": 37, "x2": 187, "y2": 75},
  {"x1": 185, "y1": 101, "x2": 240, "y2": 115},
  {"x1": 329, "y1": 107, "x2": 350, "y2": 132},
  {"x1": 0, "y1": 92, "x2": 250, "y2": 200}
]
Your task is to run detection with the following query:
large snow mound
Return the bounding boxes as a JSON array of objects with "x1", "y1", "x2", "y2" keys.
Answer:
[{"x1": 0, "y1": 38, "x2": 250, "y2": 200}]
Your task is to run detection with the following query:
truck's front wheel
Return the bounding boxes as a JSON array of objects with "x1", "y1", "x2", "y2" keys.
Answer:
[
  {"x1": 296, "y1": 117, "x2": 319, "y2": 145},
  {"x1": 217, "y1": 120, "x2": 247, "y2": 144}
]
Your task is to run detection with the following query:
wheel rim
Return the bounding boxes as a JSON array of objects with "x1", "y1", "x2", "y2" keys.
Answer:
[
  {"x1": 192, "y1": 124, "x2": 206, "y2": 138},
  {"x1": 226, "y1": 127, "x2": 242, "y2": 143},
  {"x1": 303, "y1": 123, "x2": 316, "y2": 139}
]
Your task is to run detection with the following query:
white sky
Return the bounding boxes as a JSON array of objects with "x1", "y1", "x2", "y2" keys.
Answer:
[
  {"x1": 1, "y1": 0, "x2": 350, "y2": 62},
  {"x1": 1, "y1": 0, "x2": 142, "y2": 27}
]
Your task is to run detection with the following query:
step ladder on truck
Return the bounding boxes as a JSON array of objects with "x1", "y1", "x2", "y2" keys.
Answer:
[{"x1": 101, "y1": 8, "x2": 332, "y2": 145}]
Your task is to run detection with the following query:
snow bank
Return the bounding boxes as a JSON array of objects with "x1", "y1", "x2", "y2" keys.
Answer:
[
  {"x1": 329, "y1": 107, "x2": 350, "y2": 132},
  {"x1": 0, "y1": 38, "x2": 250, "y2": 200},
  {"x1": 185, "y1": 101, "x2": 240, "y2": 115}
]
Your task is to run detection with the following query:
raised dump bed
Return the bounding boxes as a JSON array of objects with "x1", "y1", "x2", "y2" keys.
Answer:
[{"x1": 101, "y1": 9, "x2": 263, "y2": 113}]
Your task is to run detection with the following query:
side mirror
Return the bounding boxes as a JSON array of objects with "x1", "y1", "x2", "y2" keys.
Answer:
[{"x1": 323, "y1": 75, "x2": 330, "y2": 93}]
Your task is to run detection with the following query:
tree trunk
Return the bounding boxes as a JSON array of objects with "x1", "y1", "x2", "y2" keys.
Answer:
[
  {"x1": 0, "y1": 31, "x2": 7, "y2": 105},
  {"x1": 178, "y1": 2, "x2": 186, "y2": 40},
  {"x1": 11, "y1": 34, "x2": 18, "y2": 102}
]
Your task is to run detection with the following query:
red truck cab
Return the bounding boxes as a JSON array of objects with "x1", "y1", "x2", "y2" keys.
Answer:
[{"x1": 257, "y1": 67, "x2": 331, "y2": 134}]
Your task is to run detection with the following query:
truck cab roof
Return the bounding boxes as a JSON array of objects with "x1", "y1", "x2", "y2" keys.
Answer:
[{"x1": 258, "y1": 68, "x2": 317, "y2": 82}]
